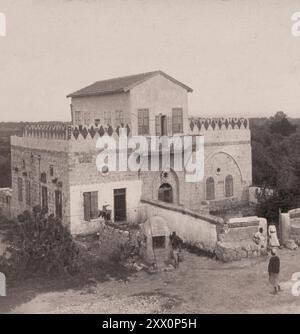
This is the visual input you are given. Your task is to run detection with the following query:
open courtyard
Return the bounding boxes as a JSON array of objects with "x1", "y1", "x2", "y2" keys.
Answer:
[{"x1": 1, "y1": 248, "x2": 300, "y2": 314}]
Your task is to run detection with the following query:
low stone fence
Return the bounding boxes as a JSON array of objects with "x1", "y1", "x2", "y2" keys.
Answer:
[
  {"x1": 215, "y1": 216, "x2": 266, "y2": 262},
  {"x1": 98, "y1": 222, "x2": 141, "y2": 262}
]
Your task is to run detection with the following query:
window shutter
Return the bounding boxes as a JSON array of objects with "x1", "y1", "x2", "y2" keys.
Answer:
[
  {"x1": 155, "y1": 115, "x2": 161, "y2": 136},
  {"x1": 83, "y1": 192, "x2": 91, "y2": 221},
  {"x1": 144, "y1": 109, "x2": 149, "y2": 135},
  {"x1": 167, "y1": 116, "x2": 172, "y2": 136},
  {"x1": 138, "y1": 110, "x2": 143, "y2": 135},
  {"x1": 179, "y1": 109, "x2": 183, "y2": 133},
  {"x1": 91, "y1": 191, "x2": 98, "y2": 219}
]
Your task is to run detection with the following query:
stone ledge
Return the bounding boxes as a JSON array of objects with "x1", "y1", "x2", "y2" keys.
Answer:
[{"x1": 141, "y1": 198, "x2": 223, "y2": 226}]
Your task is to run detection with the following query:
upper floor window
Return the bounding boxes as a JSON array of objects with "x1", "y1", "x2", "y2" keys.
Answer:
[
  {"x1": 206, "y1": 177, "x2": 215, "y2": 200},
  {"x1": 74, "y1": 111, "x2": 81, "y2": 127},
  {"x1": 138, "y1": 109, "x2": 149, "y2": 135},
  {"x1": 115, "y1": 110, "x2": 124, "y2": 125},
  {"x1": 172, "y1": 108, "x2": 183, "y2": 133},
  {"x1": 104, "y1": 111, "x2": 112, "y2": 125},
  {"x1": 225, "y1": 175, "x2": 234, "y2": 197},
  {"x1": 40, "y1": 172, "x2": 47, "y2": 184},
  {"x1": 83, "y1": 111, "x2": 91, "y2": 126},
  {"x1": 49, "y1": 165, "x2": 54, "y2": 177}
]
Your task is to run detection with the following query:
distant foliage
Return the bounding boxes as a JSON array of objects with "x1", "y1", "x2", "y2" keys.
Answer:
[
  {"x1": 251, "y1": 112, "x2": 300, "y2": 223},
  {"x1": 0, "y1": 206, "x2": 80, "y2": 279},
  {"x1": 255, "y1": 188, "x2": 300, "y2": 225},
  {"x1": 251, "y1": 112, "x2": 300, "y2": 189},
  {"x1": 269, "y1": 111, "x2": 296, "y2": 137}
]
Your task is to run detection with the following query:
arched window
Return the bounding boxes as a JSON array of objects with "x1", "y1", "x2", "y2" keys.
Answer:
[
  {"x1": 225, "y1": 175, "x2": 234, "y2": 197},
  {"x1": 206, "y1": 177, "x2": 215, "y2": 200},
  {"x1": 158, "y1": 183, "x2": 173, "y2": 203}
]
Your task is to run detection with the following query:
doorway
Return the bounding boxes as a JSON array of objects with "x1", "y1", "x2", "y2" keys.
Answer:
[
  {"x1": 158, "y1": 183, "x2": 173, "y2": 203},
  {"x1": 114, "y1": 188, "x2": 126, "y2": 222}
]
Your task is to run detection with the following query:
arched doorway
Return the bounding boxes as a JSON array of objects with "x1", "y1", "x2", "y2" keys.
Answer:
[{"x1": 158, "y1": 183, "x2": 173, "y2": 203}]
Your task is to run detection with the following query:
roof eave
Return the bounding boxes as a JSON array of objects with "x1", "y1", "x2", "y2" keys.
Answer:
[{"x1": 66, "y1": 88, "x2": 126, "y2": 98}]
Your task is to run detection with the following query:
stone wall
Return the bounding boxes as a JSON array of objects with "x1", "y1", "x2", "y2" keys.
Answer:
[
  {"x1": 97, "y1": 222, "x2": 141, "y2": 261},
  {"x1": 139, "y1": 199, "x2": 221, "y2": 254},
  {"x1": 10, "y1": 138, "x2": 71, "y2": 228}
]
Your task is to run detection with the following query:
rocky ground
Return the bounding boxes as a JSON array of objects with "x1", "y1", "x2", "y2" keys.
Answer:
[{"x1": 1, "y1": 248, "x2": 300, "y2": 314}]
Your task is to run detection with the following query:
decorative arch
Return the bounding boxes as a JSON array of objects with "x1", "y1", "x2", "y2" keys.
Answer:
[
  {"x1": 204, "y1": 151, "x2": 243, "y2": 200},
  {"x1": 205, "y1": 151, "x2": 243, "y2": 182}
]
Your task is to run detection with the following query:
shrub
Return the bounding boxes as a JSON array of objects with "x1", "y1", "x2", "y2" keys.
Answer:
[{"x1": 0, "y1": 206, "x2": 80, "y2": 279}]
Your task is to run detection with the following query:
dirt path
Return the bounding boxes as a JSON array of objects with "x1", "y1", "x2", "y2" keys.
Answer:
[{"x1": 2, "y1": 249, "x2": 300, "y2": 314}]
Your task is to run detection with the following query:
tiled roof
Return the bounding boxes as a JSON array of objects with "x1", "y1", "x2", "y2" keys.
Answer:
[{"x1": 67, "y1": 70, "x2": 193, "y2": 98}]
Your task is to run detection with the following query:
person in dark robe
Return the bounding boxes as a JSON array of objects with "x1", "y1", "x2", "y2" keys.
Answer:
[
  {"x1": 268, "y1": 248, "x2": 281, "y2": 294},
  {"x1": 169, "y1": 232, "x2": 182, "y2": 268}
]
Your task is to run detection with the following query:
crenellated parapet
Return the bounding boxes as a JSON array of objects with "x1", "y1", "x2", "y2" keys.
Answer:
[
  {"x1": 21, "y1": 123, "x2": 132, "y2": 141},
  {"x1": 70, "y1": 124, "x2": 131, "y2": 140},
  {"x1": 188, "y1": 117, "x2": 249, "y2": 133},
  {"x1": 23, "y1": 124, "x2": 70, "y2": 140}
]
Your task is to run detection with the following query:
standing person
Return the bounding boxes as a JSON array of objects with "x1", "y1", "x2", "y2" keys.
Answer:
[
  {"x1": 268, "y1": 225, "x2": 280, "y2": 250},
  {"x1": 254, "y1": 227, "x2": 266, "y2": 248},
  {"x1": 169, "y1": 232, "x2": 181, "y2": 268},
  {"x1": 253, "y1": 227, "x2": 267, "y2": 255},
  {"x1": 268, "y1": 248, "x2": 281, "y2": 294}
]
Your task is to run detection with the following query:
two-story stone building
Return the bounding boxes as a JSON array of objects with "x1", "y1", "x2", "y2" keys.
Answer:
[{"x1": 10, "y1": 71, "x2": 252, "y2": 235}]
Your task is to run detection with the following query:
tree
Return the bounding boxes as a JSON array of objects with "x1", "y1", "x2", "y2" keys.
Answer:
[{"x1": 270, "y1": 111, "x2": 296, "y2": 137}]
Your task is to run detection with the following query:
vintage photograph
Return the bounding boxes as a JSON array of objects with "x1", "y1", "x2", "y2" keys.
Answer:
[{"x1": 0, "y1": 0, "x2": 300, "y2": 316}]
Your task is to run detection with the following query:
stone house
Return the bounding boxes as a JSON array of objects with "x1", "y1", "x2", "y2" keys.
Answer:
[{"x1": 10, "y1": 71, "x2": 252, "y2": 241}]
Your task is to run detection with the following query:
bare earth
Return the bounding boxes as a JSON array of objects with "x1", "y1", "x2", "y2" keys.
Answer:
[{"x1": 1, "y1": 248, "x2": 300, "y2": 314}]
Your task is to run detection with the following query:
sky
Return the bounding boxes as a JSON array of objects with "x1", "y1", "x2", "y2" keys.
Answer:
[{"x1": 0, "y1": 0, "x2": 299, "y2": 122}]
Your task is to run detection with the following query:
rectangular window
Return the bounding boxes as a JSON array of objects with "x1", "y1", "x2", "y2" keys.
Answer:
[
  {"x1": 49, "y1": 165, "x2": 54, "y2": 177},
  {"x1": 55, "y1": 190, "x2": 62, "y2": 219},
  {"x1": 104, "y1": 111, "x2": 111, "y2": 125},
  {"x1": 83, "y1": 112, "x2": 91, "y2": 126},
  {"x1": 115, "y1": 110, "x2": 124, "y2": 125},
  {"x1": 25, "y1": 179, "x2": 31, "y2": 206},
  {"x1": 172, "y1": 108, "x2": 183, "y2": 133},
  {"x1": 74, "y1": 111, "x2": 81, "y2": 126},
  {"x1": 83, "y1": 191, "x2": 98, "y2": 221},
  {"x1": 17, "y1": 177, "x2": 23, "y2": 202},
  {"x1": 41, "y1": 186, "x2": 48, "y2": 210},
  {"x1": 40, "y1": 172, "x2": 47, "y2": 184},
  {"x1": 138, "y1": 109, "x2": 149, "y2": 135}
]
